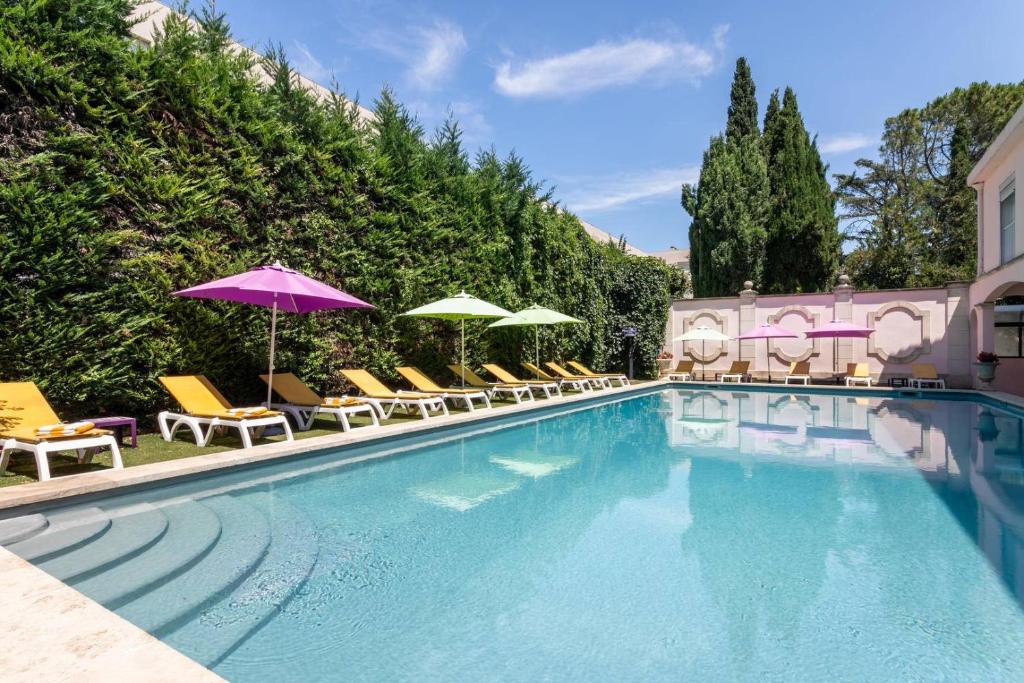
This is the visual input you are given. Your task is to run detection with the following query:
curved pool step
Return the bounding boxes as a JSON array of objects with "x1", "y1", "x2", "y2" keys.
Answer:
[
  {"x1": 116, "y1": 493, "x2": 273, "y2": 636},
  {"x1": 37, "y1": 503, "x2": 169, "y2": 583},
  {"x1": 71, "y1": 499, "x2": 222, "y2": 608},
  {"x1": 163, "y1": 490, "x2": 320, "y2": 667},
  {"x1": 0, "y1": 514, "x2": 48, "y2": 545},
  {"x1": 5, "y1": 507, "x2": 111, "y2": 563}
]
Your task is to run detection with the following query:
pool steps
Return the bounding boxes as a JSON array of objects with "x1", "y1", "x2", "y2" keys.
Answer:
[{"x1": 0, "y1": 490, "x2": 319, "y2": 668}]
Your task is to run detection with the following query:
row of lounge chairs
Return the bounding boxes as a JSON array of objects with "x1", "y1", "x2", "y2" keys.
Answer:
[
  {"x1": 0, "y1": 361, "x2": 630, "y2": 481},
  {"x1": 665, "y1": 360, "x2": 946, "y2": 388}
]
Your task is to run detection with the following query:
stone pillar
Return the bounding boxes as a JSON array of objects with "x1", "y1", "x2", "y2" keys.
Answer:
[
  {"x1": 974, "y1": 301, "x2": 995, "y2": 389},
  {"x1": 833, "y1": 274, "x2": 855, "y2": 372},
  {"x1": 945, "y1": 281, "x2": 972, "y2": 388},
  {"x1": 738, "y1": 280, "x2": 757, "y2": 367}
]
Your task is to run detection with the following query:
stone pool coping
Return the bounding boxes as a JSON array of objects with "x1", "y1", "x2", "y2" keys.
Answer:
[{"x1": 2, "y1": 379, "x2": 1022, "y2": 681}]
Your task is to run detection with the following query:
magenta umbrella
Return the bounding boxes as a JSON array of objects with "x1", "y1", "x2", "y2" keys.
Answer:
[
  {"x1": 736, "y1": 323, "x2": 799, "y2": 382},
  {"x1": 803, "y1": 320, "x2": 874, "y2": 373},
  {"x1": 174, "y1": 261, "x2": 373, "y2": 404}
]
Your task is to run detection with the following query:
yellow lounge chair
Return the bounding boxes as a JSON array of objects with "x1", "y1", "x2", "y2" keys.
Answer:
[
  {"x1": 720, "y1": 361, "x2": 750, "y2": 383},
  {"x1": 667, "y1": 360, "x2": 695, "y2": 381},
  {"x1": 158, "y1": 375, "x2": 293, "y2": 448},
  {"x1": 397, "y1": 367, "x2": 491, "y2": 411},
  {"x1": 844, "y1": 363, "x2": 874, "y2": 387},
  {"x1": 0, "y1": 382, "x2": 124, "y2": 482},
  {"x1": 260, "y1": 372, "x2": 379, "y2": 431},
  {"x1": 522, "y1": 362, "x2": 592, "y2": 392},
  {"x1": 910, "y1": 363, "x2": 945, "y2": 389},
  {"x1": 341, "y1": 369, "x2": 448, "y2": 420},
  {"x1": 446, "y1": 365, "x2": 535, "y2": 403},
  {"x1": 481, "y1": 364, "x2": 561, "y2": 398},
  {"x1": 567, "y1": 361, "x2": 630, "y2": 387},
  {"x1": 545, "y1": 362, "x2": 609, "y2": 389},
  {"x1": 784, "y1": 361, "x2": 811, "y2": 385}
]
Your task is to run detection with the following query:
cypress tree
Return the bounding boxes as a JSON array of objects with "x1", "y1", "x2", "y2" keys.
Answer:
[
  {"x1": 683, "y1": 56, "x2": 768, "y2": 296},
  {"x1": 726, "y1": 58, "x2": 758, "y2": 142},
  {"x1": 932, "y1": 120, "x2": 977, "y2": 281},
  {"x1": 762, "y1": 87, "x2": 839, "y2": 293}
]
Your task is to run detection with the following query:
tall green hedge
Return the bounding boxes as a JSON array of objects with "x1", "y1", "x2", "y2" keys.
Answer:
[{"x1": 0, "y1": 0, "x2": 671, "y2": 419}]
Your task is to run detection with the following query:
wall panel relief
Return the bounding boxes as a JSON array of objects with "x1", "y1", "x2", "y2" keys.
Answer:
[
  {"x1": 767, "y1": 306, "x2": 819, "y2": 362},
  {"x1": 682, "y1": 309, "x2": 730, "y2": 362},
  {"x1": 867, "y1": 301, "x2": 930, "y2": 363}
]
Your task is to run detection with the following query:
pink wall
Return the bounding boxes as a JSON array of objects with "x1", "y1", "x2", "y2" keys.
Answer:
[{"x1": 666, "y1": 280, "x2": 973, "y2": 387}]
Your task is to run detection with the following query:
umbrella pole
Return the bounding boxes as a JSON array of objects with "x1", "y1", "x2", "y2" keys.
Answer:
[
  {"x1": 535, "y1": 325, "x2": 540, "y2": 373},
  {"x1": 702, "y1": 340, "x2": 706, "y2": 381},
  {"x1": 461, "y1": 318, "x2": 466, "y2": 388},
  {"x1": 266, "y1": 294, "x2": 278, "y2": 406},
  {"x1": 766, "y1": 337, "x2": 771, "y2": 383}
]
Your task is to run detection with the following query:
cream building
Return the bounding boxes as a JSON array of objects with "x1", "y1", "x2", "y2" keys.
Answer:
[{"x1": 969, "y1": 100, "x2": 1024, "y2": 392}]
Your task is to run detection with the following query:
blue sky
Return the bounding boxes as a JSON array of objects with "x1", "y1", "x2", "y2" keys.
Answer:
[{"x1": 214, "y1": 0, "x2": 1024, "y2": 253}]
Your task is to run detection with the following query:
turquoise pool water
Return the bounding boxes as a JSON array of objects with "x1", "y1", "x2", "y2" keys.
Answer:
[{"x1": 4, "y1": 387, "x2": 1024, "y2": 681}]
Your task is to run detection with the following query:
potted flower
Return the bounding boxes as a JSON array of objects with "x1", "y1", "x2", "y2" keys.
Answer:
[
  {"x1": 657, "y1": 349, "x2": 673, "y2": 376},
  {"x1": 975, "y1": 351, "x2": 1000, "y2": 389}
]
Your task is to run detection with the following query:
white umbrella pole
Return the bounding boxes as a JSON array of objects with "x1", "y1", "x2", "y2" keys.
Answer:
[
  {"x1": 266, "y1": 294, "x2": 278, "y2": 406},
  {"x1": 765, "y1": 337, "x2": 771, "y2": 383},
  {"x1": 461, "y1": 318, "x2": 466, "y2": 388},
  {"x1": 535, "y1": 326, "x2": 540, "y2": 371}
]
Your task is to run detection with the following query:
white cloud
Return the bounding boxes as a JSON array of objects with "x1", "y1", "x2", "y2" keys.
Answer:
[
  {"x1": 362, "y1": 19, "x2": 467, "y2": 90},
  {"x1": 818, "y1": 133, "x2": 873, "y2": 155},
  {"x1": 561, "y1": 166, "x2": 701, "y2": 212},
  {"x1": 408, "y1": 21, "x2": 467, "y2": 90},
  {"x1": 494, "y1": 25, "x2": 728, "y2": 98},
  {"x1": 292, "y1": 42, "x2": 333, "y2": 84}
]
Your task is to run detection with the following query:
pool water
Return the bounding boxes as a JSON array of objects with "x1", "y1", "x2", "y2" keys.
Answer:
[{"x1": 4, "y1": 388, "x2": 1024, "y2": 681}]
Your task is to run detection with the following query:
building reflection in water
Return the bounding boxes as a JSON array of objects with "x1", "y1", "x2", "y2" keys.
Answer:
[{"x1": 663, "y1": 388, "x2": 1024, "y2": 607}]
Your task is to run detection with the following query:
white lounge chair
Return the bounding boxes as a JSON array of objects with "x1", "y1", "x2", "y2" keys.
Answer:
[
  {"x1": 667, "y1": 360, "x2": 695, "y2": 381},
  {"x1": 784, "y1": 361, "x2": 811, "y2": 385},
  {"x1": 909, "y1": 363, "x2": 945, "y2": 389},
  {"x1": 567, "y1": 361, "x2": 630, "y2": 387},
  {"x1": 523, "y1": 362, "x2": 592, "y2": 392},
  {"x1": 260, "y1": 372, "x2": 379, "y2": 430},
  {"x1": 448, "y1": 364, "x2": 537, "y2": 402},
  {"x1": 0, "y1": 381, "x2": 124, "y2": 481},
  {"x1": 721, "y1": 361, "x2": 750, "y2": 383},
  {"x1": 397, "y1": 366, "x2": 492, "y2": 411},
  {"x1": 341, "y1": 369, "x2": 449, "y2": 419},
  {"x1": 844, "y1": 363, "x2": 874, "y2": 387},
  {"x1": 158, "y1": 375, "x2": 294, "y2": 447},
  {"x1": 480, "y1": 364, "x2": 560, "y2": 399}
]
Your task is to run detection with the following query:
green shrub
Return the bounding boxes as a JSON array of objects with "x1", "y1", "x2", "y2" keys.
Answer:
[{"x1": 0, "y1": 0, "x2": 671, "y2": 418}]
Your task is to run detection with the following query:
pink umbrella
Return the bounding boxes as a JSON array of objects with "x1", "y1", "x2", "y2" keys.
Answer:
[
  {"x1": 736, "y1": 323, "x2": 799, "y2": 382},
  {"x1": 803, "y1": 319, "x2": 874, "y2": 373},
  {"x1": 174, "y1": 261, "x2": 373, "y2": 403}
]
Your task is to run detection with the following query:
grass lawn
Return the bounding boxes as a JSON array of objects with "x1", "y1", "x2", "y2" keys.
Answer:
[{"x1": 0, "y1": 395, "x2": 536, "y2": 488}]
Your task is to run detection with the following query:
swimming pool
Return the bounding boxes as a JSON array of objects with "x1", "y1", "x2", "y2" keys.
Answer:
[{"x1": 3, "y1": 386, "x2": 1024, "y2": 681}]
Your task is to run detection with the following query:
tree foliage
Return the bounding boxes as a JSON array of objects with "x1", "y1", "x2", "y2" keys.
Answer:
[
  {"x1": 0, "y1": 0, "x2": 672, "y2": 418},
  {"x1": 761, "y1": 88, "x2": 840, "y2": 293},
  {"x1": 836, "y1": 81, "x2": 1024, "y2": 288}
]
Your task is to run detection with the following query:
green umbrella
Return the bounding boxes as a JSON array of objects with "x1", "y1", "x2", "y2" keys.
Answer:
[
  {"x1": 402, "y1": 291, "x2": 514, "y2": 387},
  {"x1": 673, "y1": 325, "x2": 732, "y2": 380},
  {"x1": 488, "y1": 304, "x2": 583, "y2": 375}
]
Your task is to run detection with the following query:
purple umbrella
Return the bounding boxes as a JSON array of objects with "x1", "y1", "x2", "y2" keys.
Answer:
[
  {"x1": 736, "y1": 323, "x2": 799, "y2": 382},
  {"x1": 174, "y1": 261, "x2": 373, "y2": 403},
  {"x1": 803, "y1": 319, "x2": 874, "y2": 373}
]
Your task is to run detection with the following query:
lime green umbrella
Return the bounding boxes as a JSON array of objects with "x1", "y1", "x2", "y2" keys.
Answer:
[
  {"x1": 488, "y1": 304, "x2": 583, "y2": 372},
  {"x1": 402, "y1": 291, "x2": 514, "y2": 387}
]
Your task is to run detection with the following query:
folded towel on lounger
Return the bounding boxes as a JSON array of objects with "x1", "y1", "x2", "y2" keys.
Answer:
[
  {"x1": 225, "y1": 407, "x2": 269, "y2": 418},
  {"x1": 34, "y1": 421, "x2": 95, "y2": 437},
  {"x1": 323, "y1": 396, "x2": 363, "y2": 407}
]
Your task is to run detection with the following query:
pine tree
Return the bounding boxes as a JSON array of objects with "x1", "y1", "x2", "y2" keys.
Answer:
[
  {"x1": 683, "y1": 56, "x2": 768, "y2": 296},
  {"x1": 762, "y1": 87, "x2": 839, "y2": 293},
  {"x1": 726, "y1": 57, "x2": 758, "y2": 142}
]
